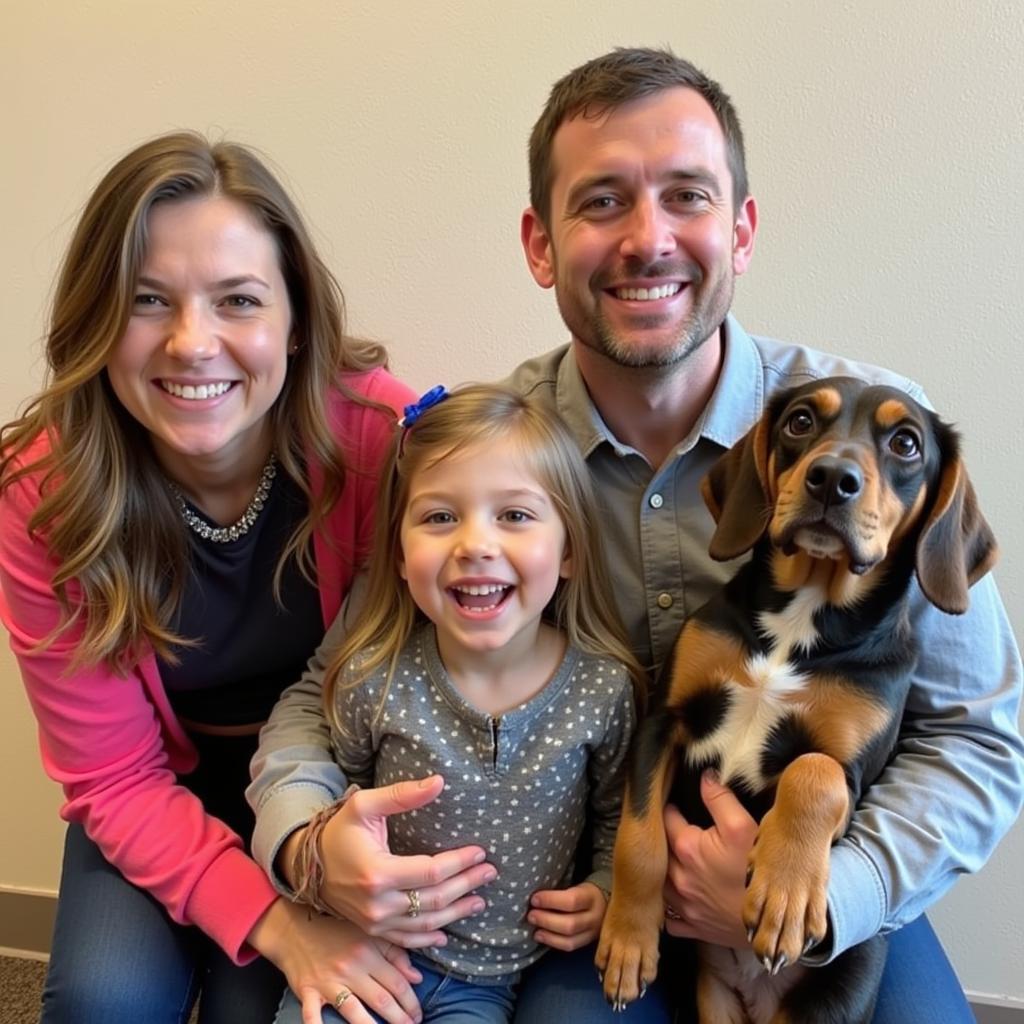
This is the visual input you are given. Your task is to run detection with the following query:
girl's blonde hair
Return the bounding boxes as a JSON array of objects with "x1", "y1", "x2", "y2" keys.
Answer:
[
  {"x1": 0, "y1": 131, "x2": 387, "y2": 671},
  {"x1": 323, "y1": 384, "x2": 646, "y2": 725}
]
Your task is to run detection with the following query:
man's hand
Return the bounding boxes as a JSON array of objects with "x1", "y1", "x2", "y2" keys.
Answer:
[
  {"x1": 662, "y1": 769, "x2": 756, "y2": 949},
  {"x1": 528, "y1": 881, "x2": 607, "y2": 951}
]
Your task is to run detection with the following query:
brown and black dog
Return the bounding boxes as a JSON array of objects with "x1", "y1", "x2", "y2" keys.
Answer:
[{"x1": 595, "y1": 376, "x2": 997, "y2": 1023}]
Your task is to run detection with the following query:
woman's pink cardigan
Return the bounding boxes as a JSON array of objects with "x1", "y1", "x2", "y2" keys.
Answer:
[{"x1": 0, "y1": 368, "x2": 414, "y2": 962}]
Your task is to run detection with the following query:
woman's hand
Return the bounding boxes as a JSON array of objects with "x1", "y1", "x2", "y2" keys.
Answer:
[
  {"x1": 528, "y1": 881, "x2": 607, "y2": 951},
  {"x1": 661, "y1": 770, "x2": 756, "y2": 949},
  {"x1": 281, "y1": 775, "x2": 497, "y2": 948},
  {"x1": 248, "y1": 898, "x2": 423, "y2": 1024}
]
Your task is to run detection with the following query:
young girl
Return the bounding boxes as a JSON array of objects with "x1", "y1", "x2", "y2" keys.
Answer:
[{"x1": 276, "y1": 384, "x2": 646, "y2": 1024}]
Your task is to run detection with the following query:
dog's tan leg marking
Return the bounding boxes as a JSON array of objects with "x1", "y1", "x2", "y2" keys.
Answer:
[
  {"x1": 597, "y1": 746, "x2": 676, "y2": 1009},
  {"x1": 744, "y1": 752, "x2": 849, "y2": 972},
  {"x1": 598, "y1": 624, "x2": 747, "y2": 1008}
]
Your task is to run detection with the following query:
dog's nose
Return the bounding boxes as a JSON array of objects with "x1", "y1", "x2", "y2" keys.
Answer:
[{"x1": 805, "y1": 455, "x2": 863, "y2": 507}]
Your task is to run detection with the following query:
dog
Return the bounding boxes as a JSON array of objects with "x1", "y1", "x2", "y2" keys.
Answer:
[{"x1": 594, "y1": 376, "x2": 997, "y2": 1023}]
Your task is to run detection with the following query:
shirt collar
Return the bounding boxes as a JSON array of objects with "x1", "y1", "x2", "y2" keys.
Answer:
[
  {"x1": 553, "y1": 314, "x2": 765, "y2": 459},
  {"x1": 553, "y1": 348, "x2": 623, "y2": 458},
  {"x1": 700, "y1": 314, "x2": 767, "y2": 451}
]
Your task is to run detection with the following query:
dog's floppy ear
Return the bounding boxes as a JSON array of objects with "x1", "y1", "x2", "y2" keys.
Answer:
[
  {"x1": 916, "y1": 455, "x2": 998, "y2": 615},
  {"x1": 702, "y1": 414, "x2": 773, "y2": 561}
]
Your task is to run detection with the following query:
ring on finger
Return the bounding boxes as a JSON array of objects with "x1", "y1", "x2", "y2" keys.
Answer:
[
  {"x1": 664, "y1": 903, "x2": 684, "y2": 922},
  {"x1": 334, "y1": 987, "x2": 353, "y2": 1010},
  {"x1": 405, "y1": 888, "x2": 421, "y2": 918}
]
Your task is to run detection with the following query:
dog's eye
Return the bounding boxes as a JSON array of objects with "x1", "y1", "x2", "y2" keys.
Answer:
[
  {"x1": 889, "y1": 429, "x2": 920, "y2": 459},
  {"x1": 785, "y1": 410, "x2": 815, "y2": 436}
]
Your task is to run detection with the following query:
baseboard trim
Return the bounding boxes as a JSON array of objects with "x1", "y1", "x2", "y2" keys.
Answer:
[
  {"x1": 0, "y1": 888, "x2": 1021, "y2": 1020},
  {"x1": 972, "y1": 997, "x2": 1024, "y2": 1024},
  {"x1": 0, "y1": 946, "x2": 49, "y2": 963},
  {"x1": 0, "y1": 889, "x2": 57, "y2": 957}
]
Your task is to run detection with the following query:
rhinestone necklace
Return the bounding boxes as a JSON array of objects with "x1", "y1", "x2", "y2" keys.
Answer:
[{"x1": 168, "y1": 453, "x2": 277, "y2": 543}]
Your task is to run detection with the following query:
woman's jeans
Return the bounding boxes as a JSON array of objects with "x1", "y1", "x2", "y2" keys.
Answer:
[{"x1": 40, "y1": 733, "x2": 286, "y2": 1024}]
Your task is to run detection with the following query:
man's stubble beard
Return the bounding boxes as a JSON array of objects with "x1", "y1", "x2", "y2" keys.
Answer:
[
  {"x1": 558, "y1": 267, "x2": 736, "y2": 371},
  {"x1": 593, "y1": 306, "x2": 716, "y2": 368}
]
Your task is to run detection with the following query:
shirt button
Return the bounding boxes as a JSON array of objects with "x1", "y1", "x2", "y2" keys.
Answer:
[
  {"x1": 657, "y1": 592, "x2": 673, "y2": 609},
  {"x1": 649, "y1": 493, "x2": 664, "y2": 509}
]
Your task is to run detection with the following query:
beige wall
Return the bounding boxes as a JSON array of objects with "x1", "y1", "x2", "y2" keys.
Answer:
[{"x1": 2, "y1": 0, "x2": 1022, "y2": 1006}]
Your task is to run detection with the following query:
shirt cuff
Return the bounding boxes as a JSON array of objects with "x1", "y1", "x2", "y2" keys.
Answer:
[
  {"x1": 804, "y1": 842, "x2": 888, "y2": 965},
  {"x1": 585, "y1": 866, "x2": 613, "y2": 902},
  {"x1": 250, "y1": 782, "x2": 340, "y2": 893},
  {"x1": 185, "y1": 847, "x2": 279, "y2": 964}
]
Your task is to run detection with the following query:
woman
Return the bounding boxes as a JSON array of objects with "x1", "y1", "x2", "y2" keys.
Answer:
[{"x1": 0, "y1": 131, "x2": 484, "y2": 1024}]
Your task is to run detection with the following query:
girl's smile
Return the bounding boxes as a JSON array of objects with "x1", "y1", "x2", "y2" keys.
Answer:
[{"x1": 448, "y1": 579, "x2": 514, "y2": 616}]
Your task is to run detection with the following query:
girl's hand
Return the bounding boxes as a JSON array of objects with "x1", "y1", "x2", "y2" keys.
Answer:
[
  {"x1": 248, "y1": 898, "x2": 423, "y2": 1024},
  {"x1": 528, "y1": 881, "x2": 607, "y2": 951},
  {"x1": 281, "y1": 775, "x2": 497, "y2": 948},
  {"x1": 661, "y1": 770, "x2": 756, "y2": 949}
]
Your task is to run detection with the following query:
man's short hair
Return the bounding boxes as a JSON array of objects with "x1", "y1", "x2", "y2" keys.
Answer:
[{"x1": 528, "y1": 47, "x2": 748, "y2": 225}]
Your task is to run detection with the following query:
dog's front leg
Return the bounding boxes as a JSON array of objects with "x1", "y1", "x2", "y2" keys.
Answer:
[
  {"x1": 596, "y1": 709, "x2": 676, "y2": 1010},
  {"x1": 744, "y1": 751, "x2": 849, "y2": 974}
]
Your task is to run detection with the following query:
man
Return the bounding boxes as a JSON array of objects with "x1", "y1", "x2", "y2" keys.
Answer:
[
  {"x1": 250, "y1": 48, "x2": 1023, "y2": 1023},
  {"x1": 504, "y1": 47, "x2": 1023, "y2": 1022}
]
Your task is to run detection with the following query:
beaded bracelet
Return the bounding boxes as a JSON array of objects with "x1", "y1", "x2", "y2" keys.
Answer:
[{"x1": 290, "y1": 784, "x2": 361, "y2": 917}]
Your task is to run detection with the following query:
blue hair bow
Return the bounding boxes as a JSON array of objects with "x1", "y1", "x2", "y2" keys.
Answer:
[{"x1": 399, "y1": 385, "x2": 448, "y2": 428}]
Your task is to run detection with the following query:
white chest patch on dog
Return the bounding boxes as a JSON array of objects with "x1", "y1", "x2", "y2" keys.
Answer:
[
  {"x1": 757, "y1": 583, "x2": 825, "y2": 657},
  {"x1": 685, "y1": 582, "x2": 826, "y2": 791}
]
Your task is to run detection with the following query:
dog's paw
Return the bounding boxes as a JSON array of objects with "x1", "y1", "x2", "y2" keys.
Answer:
[
  {"x1": 742, "y1": 808, "x2": 829, "y2": 973},
  {"x1": 595, "y1": 907, "x2": 660, "y2": 1010}
]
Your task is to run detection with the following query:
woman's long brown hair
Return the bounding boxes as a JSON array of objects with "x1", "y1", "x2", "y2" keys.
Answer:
[{"x1": 0, "y1": 131, "x2": 387, "y2": 670}]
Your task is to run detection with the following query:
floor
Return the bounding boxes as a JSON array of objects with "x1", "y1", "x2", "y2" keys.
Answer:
[{"x1": 0, "y1": 955, "x2": 46, "y2": 1024}]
